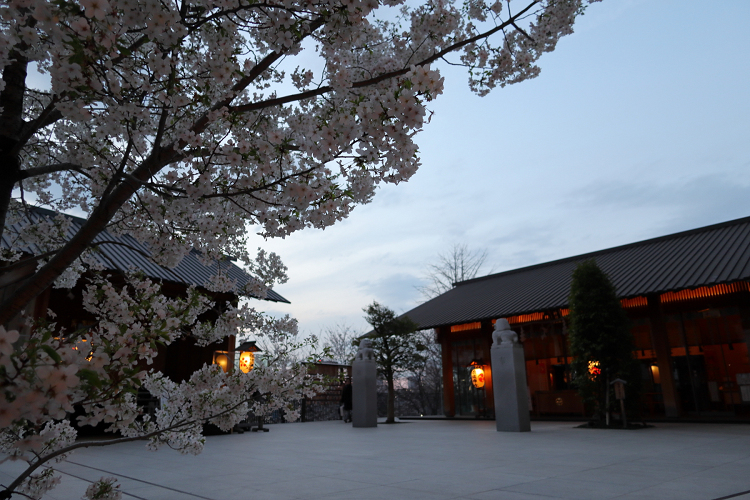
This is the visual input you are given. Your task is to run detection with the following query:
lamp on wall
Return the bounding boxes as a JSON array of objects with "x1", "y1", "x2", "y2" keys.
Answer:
[
  {"x1": 650, "y1": 362, "x2": 661, "y2": 385},
  {"x1": 213, "y1": 351, "x2": 231, "y2": 373},
  {"x1": 469, "y1": 360, "x2": 485, "y2": 389}
]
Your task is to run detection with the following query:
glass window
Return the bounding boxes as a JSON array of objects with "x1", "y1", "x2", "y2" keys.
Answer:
[{"x1": 451, "y1": 338, "x2": 488, "y2": 417}]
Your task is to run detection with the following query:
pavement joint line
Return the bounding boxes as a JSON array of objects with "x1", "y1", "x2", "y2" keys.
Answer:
[
  {"x1": 62, "y1": 460, "x2": 216, "y2": 500},
  {"x1": 493, "y1": 488, "x2": 562, "y2": 499},
  {"x1": 712, "y1": 489, "x2": 750, "y2": 500},
  {"x1": 44, "y1": 466, "x2": 150, "y2": 500},
  {"x1": 3, "y1": 421, "x2": 746, "y2": 499}
]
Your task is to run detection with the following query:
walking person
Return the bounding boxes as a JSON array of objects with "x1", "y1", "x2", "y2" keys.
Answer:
[{"x1": 340, "y1": 377, "x2": 353, "y2": 423}]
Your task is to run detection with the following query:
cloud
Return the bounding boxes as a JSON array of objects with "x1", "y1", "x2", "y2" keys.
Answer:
[
  {"x1": 567, "y1": 171, "x2": 750, "y2": 229},
  {"x1": 245, "y1": 0, "x2": 750, "y2": 339},
  {"x1": 356, "y1": 272, "x2": 423, "y2": 311},
  {"x1": 484, "y1": 221, "x2": 565, "y2": 271}
]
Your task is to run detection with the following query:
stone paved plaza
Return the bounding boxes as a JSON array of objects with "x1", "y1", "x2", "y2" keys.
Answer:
[{"x1": 3, "y1": 420, "x2": 750, "y2": 499}]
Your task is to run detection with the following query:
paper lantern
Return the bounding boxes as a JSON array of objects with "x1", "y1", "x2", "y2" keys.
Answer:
[
  {"x1": 470, "y1": 361, "x2": 485, "y2": 389},
  {"x1": 213, "y1": 342, "x2": 261, "y2": 374},
  {"x1": 588, "y1": 360, "x2": 601, "y2": 378},
  {"x1": 239, "y1": 351, "x2": 255, "y2": 373}
]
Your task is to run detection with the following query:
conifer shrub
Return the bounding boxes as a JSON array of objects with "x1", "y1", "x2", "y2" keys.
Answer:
[{"x1": 568, "y1": 260, "x2": 640, "y2": 423}]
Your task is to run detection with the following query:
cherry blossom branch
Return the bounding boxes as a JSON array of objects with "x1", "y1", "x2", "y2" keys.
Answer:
[
  {"x1": 0, "y1": 409, "x2": 238, "y2": 500},
  {"x1": 0, "y1": 250, "x2": 59, "y2": 274},
  {"x1": 12, "y1": 34, "x2": 150, "y2": 156},
  {"x1": 0, "y1": 153, "x2": 162, "y2": 325},
  {"x1": 202, "y1": 165, "x2": 319, "y2": 198},
  {"x1": 19, "y1": 163, "x2": 87, "y2": 180},
  {"x1": 187, "y1": 16, "x2": 327, "y2": 137},
  {"x1": 510, "y1": 21, "x2": 534, "y2": 42},
  {"x1": 229, "y1": 1, "x2": 540, "y2": 114},
  {"x1": 0, "y1": 18, "x2": 335, "y2": 327},
  {"x1": 182, "y1": 1, "x2": 310, "y2": 30},
  {"x1": 100, "y1": 138, "x2": 135, "y2": 202},
  {"x1": 14, "y1": 97, "x2": 60, "y2": 156}
]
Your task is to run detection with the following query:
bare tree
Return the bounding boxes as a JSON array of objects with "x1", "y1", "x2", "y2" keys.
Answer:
[
  {"x1": 320, "y1": 323, "x2": 361, "y2": 364},
  {"x1": 418, "y1": 243, "x2": 491, "y2": 300},
  {"x1": 410, "y1": 244, "x2": 491, "y2": 415},
  {"x1": 252, "y1": 317, "x2": 317, "y2": 368},
  {"x1": 400, "y1": 330, "x2": 443, "y2": 415}
]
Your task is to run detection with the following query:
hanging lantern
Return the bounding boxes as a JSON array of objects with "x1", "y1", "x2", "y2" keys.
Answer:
[
  {"x1": 213, "y1": 341, "x2": 262, "y2": 374},
  {"x1": 236, "y1": 340, "x2": 262, "y2": 373},
  {"x1": 239, "y1": 351, "x2": 255, "y2": 373},
  {"x1": 588, "y1": 360, "x2": 601, "y2": 378},
  {"x1": 470, "y1": 360, "x2": 485, "y2": 389}
]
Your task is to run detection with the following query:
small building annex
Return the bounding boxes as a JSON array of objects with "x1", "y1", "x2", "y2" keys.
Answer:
[
  {"x1": 402, "y1": 217, "x2": 750, "y2": 421},
  {"x1": 0, "y1": 207, "x2": 289, "y2": 383}
]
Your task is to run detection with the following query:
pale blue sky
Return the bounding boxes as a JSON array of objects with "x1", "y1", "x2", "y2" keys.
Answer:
[{"x1": 258, "y1": 0, "x2": 750, "y2": 335}]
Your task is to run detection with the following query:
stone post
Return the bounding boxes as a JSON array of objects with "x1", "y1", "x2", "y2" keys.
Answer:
[
  {"x1": 491, "y1": 319, "x2": 531, "y2": 432},
  {"x1": 352, "y1": 339, "x2": 378, "y2": 427}
]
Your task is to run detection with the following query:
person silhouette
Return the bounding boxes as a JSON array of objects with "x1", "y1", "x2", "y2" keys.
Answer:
[{"x1": 340, "y1": 377, "x2": 353, "y2": 423}]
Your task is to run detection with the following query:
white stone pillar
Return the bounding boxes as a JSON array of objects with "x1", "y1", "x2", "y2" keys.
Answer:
[
  {"x1": 491, "y1": 319, "x2": 531, "y2": 432},
  {"x1": 352, "y1": 339, "x2": 378, "y2": 428}
]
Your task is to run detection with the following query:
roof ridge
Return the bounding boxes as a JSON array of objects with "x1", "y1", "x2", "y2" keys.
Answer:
[
  {"x1": 26, "y1": 205, "x2": 84, "y2": 222},
  {"x1": 4, "y1": 206, "x2": 290, "y2": 303},
  {"x1": 456, "y1": 215, "x2": 750, "y2": 287}
]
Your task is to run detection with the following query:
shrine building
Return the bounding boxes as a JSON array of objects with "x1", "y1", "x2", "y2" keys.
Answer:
[{"x1": 402, "y1": 217, "x2": 750, "y2": 421}]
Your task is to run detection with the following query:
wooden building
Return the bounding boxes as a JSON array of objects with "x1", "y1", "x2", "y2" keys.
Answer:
[
  {"x1": 1, "y1": 207, "x2": 289, "y2": 383},
  {"x1": 402, "y1": 217, "x2": 750, "y2": 421}
]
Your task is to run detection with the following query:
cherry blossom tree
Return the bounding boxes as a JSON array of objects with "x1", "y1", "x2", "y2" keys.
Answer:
[{"x1": 0, "y1": 0, "x2": 602, "y2": 497}]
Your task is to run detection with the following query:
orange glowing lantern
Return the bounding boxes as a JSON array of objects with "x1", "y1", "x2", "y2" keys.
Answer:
[
  {"x1": 470, "y1": 360, "x2": 485, "y2": 389},
  {"x1": 236, "y1": 341, "x2": 261, "y2": 373},
  {"x1": 588, "y1": 360, "x2": 601, "y2": 378},
  {"x1": 213, "y1": 341, "x2": 262, "y2": 373},
  {"x1": 650, "y1": 362, "x2": 660, "y2": 385},
  {"x1": 213, "y1": 351, "x2": 230, "y2": 373},
  {"x1": 239, "y1": 351, "x2": 255, "y2": 373}
]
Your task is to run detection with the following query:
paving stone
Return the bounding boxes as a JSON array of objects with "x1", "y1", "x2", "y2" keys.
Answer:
[{"x1": 2, "y1": 420, "x2": 750, "y2": 499}]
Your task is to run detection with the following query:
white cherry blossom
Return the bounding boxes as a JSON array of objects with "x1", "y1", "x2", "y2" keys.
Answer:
[{"x1": 0, "y1": 0, "x2": 602, "y2": 497}]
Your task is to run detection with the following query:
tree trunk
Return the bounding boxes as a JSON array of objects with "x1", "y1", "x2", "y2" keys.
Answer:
[
  {"x1": 386, "y1": 374, "x2": 395, "y2": 423},
  {"x1": 0, "y1": 150, "x2": 17, "y2": 242},
  {"x1": 0, "y1": 50, "x2": 28, "y2": 244},
  {"x1": 0, "y1": 151, "x2": 167, "y2": 326}
]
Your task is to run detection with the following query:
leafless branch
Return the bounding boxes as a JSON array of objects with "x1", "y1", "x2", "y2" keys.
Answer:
[{"x1": 417, "y1": 243, "x2": 492, "y2": 300}]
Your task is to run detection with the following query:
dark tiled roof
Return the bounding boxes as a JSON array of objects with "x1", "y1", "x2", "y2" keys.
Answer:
[
  {"x1": 1, "y1": 207, "x2": 289, "y2": 303},
  {"x1": 404, "y1": 217, "x2": 750, "y2": 329}
]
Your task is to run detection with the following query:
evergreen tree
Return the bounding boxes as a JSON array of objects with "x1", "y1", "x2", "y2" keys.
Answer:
[
  {"x1": 568, "y1": 260, "x2": 638, "y2": 423},
  {"x1": 364, "y1": 302, "x2": 424, "y2": 423}
]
